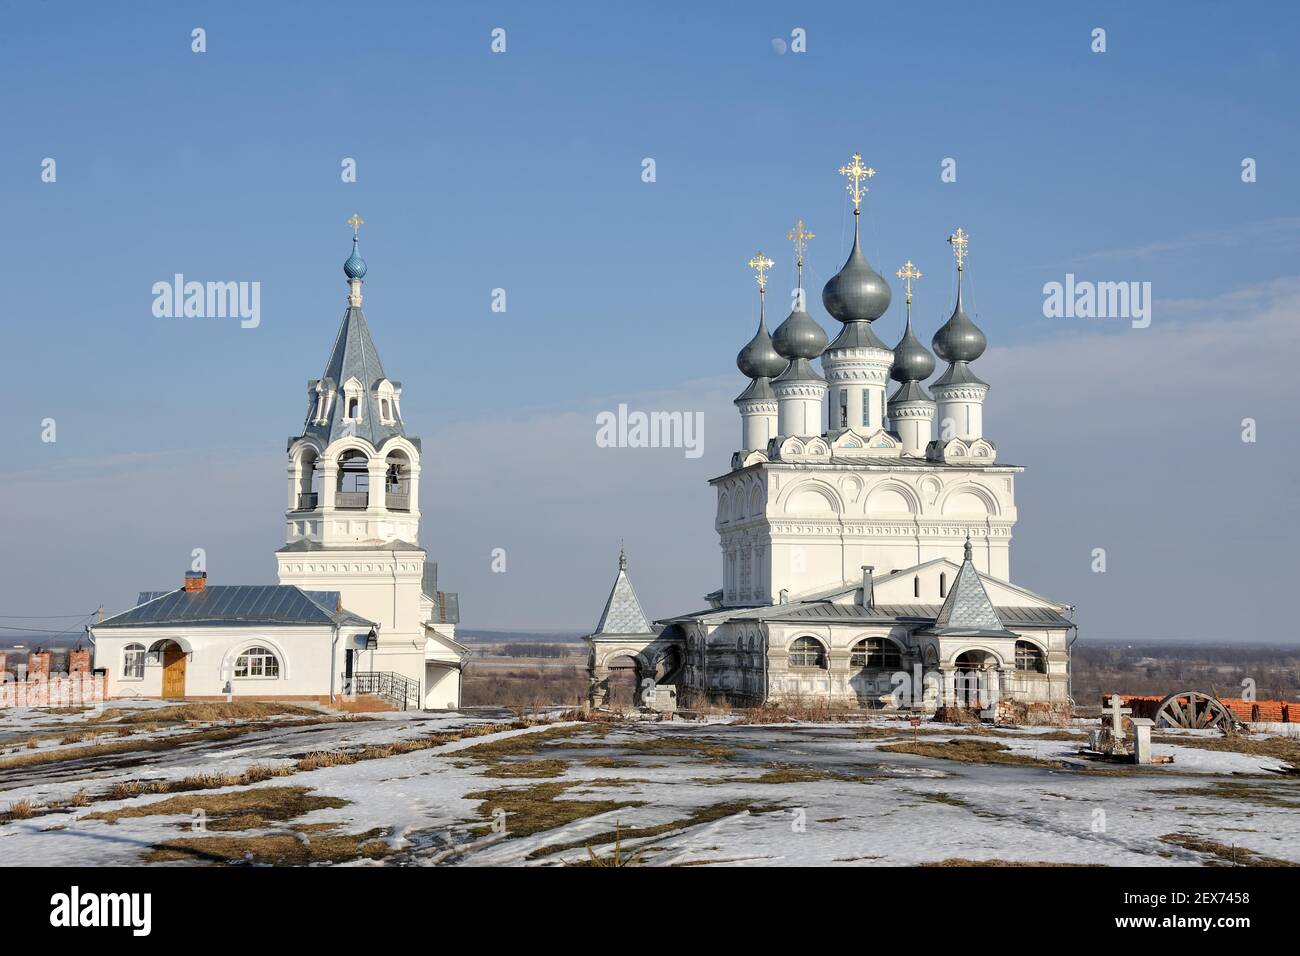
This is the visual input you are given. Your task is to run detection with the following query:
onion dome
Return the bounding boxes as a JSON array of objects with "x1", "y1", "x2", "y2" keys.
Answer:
[
  {"x1": 343, "y1": 236, "x2": 367, "y2": 280},
  {"x1": 772, "y1": 302, "x2": 828, "y2": 360},
  {"x1": 890, "y1": 321, "x2": 936, "y2": 384},
  {"x1": 822, "y1": 229, "x2": 892, "y2": 323},
  {"x1": 737, "y1": 311, "x2": 786, "y2": 380},
  {"x1": 931, "y1": 282, "x2": 985, "y2": 364}
]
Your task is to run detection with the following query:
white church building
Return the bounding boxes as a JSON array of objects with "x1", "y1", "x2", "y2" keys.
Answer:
[
  {"x1": 588, "y1": 156, "x2": 1075, "y2": 713},
  {"x1": 92, "y1": 220, "x2": 468, "y2": 710}
]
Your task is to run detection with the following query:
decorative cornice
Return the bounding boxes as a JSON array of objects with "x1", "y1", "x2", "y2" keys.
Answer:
[
  {"x1": 931, "y1": 383, "x2": 989, "y2": 402},
  {"x1": 771, "y1": 381, "x2": 828, "y2": 399}
]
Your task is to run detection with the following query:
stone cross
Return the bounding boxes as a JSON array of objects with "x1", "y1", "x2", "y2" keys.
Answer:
[{"x1": 1105, "y1": 694, "x2": 1132, "y2": 737}]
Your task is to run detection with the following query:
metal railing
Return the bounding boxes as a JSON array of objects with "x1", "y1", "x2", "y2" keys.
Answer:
[
  {"x1": 335, "y1": 491, "x2": 369, "y2": 509},
  {"x1": 295, "y1": 493, "x2": 318, "y2": 511},
  {"x1": 350, "y1": 671, "x2": 421, "y2": 710},
  {"x1": 386, "y1": 491, "x2": 410, "y2": 511}
]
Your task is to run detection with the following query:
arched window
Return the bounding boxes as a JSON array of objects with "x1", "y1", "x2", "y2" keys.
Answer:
[
  {"x1": 913, "y1": 575, "x2": 920, "y2": 598},
  {"x1": 850, "y1": 638, "x2": 902, "y2": 669},
  {"x1": 788, "y1": 636, "x2": 826, "y2": 669},
  {"x1": 234, "y1": 646, "x2": 281, "y2": 679},
  {"x1": 939, "y1": 572, "x2": 947, "y2": 598},
  {"x1": 1015, "y1": 640, "x2": 1046, "y2": 674},
  {"x1": 122, "y1": 643, "x2": 146, "y2": 680}
]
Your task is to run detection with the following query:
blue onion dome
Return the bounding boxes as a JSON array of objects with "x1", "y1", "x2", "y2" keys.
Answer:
[
  {"x1": 343, "y1": 236, "x2": 367, "y2": 280},
  {"x1": 890, "y1": 321, "x2": 936, "y2": 383},
  {"x1": 932, "y1": 284, "x2": 986, "y2": 364},
  {"x1": 772, "y1": 303, "x2": 828, "y2": 360},
  {"x1": 822, "y1": 230, "x2": 892, "y2": 323},
  {"x1": 737, "y1": 314, "x2": 787, "y2": 379}
]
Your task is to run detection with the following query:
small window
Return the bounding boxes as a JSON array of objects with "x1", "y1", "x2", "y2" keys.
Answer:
[
  {"x1": 788, "y1": 636, "x2": 825, "y2": 669},
  {"x1": 839, "y1": 392, "x2": 848, "y2": 428},
  {"x1": 862, "y1": 392, "x2": 870, "y2": 428},
  {"x1": 939, "y1": 572, "x2": 947, "y2": 598},
  {"x1": 1015, "y1": 640, "x2": 1046, "y2": 674},
  {"x1": 913, "y1": 575, "x2": 920, "y2": 598},
  {"x1": 234, "y1": 646, "x2": 281, "y2": 679},
  {"x1": 347, "y1": 398, "x2": 359, "y2": 419},
  {"x1": 123, "y1": 643, "x2": 146, "y2": 680},
  {"x1": 381, "y1": 398, "x2": 391, "y2": 420},
  {"x1": 851, "y1": 638, "x2": 901, "y2": 669}
]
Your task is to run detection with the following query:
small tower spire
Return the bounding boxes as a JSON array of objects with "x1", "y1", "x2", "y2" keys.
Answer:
[{"x1": 930, "y1": 227, "x2": 993, "y2": 459}]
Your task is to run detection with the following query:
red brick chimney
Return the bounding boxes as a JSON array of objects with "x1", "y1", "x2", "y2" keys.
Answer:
[{"x1": 184, "y1": 571, "x2": 207, "y2": 592}]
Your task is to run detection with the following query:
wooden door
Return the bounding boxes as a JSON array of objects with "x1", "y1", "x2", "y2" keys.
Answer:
[{"x1": 162, "y1": 644, "x2": 187, "y2": 699}]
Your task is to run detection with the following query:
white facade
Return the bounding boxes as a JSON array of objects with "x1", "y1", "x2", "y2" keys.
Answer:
[{"x1": 93, "y1": 623, "x2": 367, "y2": 701}]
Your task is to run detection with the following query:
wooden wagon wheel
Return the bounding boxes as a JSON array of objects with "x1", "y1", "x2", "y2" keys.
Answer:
[{"x1": 1154, "y1": 691, "x2": 1234, "y2": 729}]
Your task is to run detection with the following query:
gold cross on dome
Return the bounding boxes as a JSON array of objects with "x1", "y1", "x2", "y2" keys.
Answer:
[
  {"x1": 786, "y1": 220, "x2": 814, "y2": 266},
  {"x1": 838, "y1": 152, "x2": 876, "y2": 211},
  {"x1": 347, "y1": 213, "x2": 365, "y2": 236},
  {"x1": 896, "y1": 260, "x2": 922, "y2": 303},
  {"x1": 748, "y1": 252, "x2": 774, "y2": 292},
  {"x1": 948, "y1": 227, "x2": 969, "y2": 270}
]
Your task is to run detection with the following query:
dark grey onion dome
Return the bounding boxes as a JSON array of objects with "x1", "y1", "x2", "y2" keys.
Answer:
[
  {"x1": 822, "y1": 230, "x2": 892, "y2": 323},
  {"x1": 772, "y1": 356, "x2": 825, "y2": 384},
  {"x1": 736, "y1": 313, "x2": 787, "y2": 380},
  {"x1": 890, "y1": 323, "x2": 936, "y2": 383},
  {"x1": 932, "y1": 285, "x2": 986, "y2": 364},
  {"x1": 772, "y1": 304, "x2": 828, "y2": 360}
]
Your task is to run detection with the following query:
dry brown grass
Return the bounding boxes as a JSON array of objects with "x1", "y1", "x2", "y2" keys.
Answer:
[
  {"x1": 0, "y1": 722, "x2": 317, "y2": 772},
  {"x1": 922, "y1": 858, "x2": 1100, "y2": 867},
  {"x1": 481, "y1": 759, "x2": 568, "y2": 779},
  {"x1": 147, "y1": 828, "x2": 390, "y2": 865},
  {"x1": 69, "y1": 791, "x2": 90, "y2": 807},
  {"x1": 106, "y1": 765, "x2": 293, "y2": 801},
  {"x1": 1159, "y1": 832, "x2": 1296, "y2": 867},
  {"x1": 1, "y1": 800, "x2": 37, "y2": 820},
  {"x1": 86, "y1": 786, "x2": 347, "y2": 829},
  {"x1": 466, "y1": 781, "x2": 644, "y2": 839},
  {"x1": 734, "y1": 701, "x2": 878, "y2": 724},
  {"x1": 98, "y1": 701, "x2": 319, "y2": 725},
  {"x1": 877, "y1": 738, "x2": 1069, "y2": 769}
]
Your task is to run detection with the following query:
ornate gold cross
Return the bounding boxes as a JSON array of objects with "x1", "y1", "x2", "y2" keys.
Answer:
[
  {"x1": 896, "y1": 260, "x2": 922, "y2": 304},
  {"x1": 748, "y1": 252, "x2": 774, "y2": 292},
  {"x1": 838, "y1": 152, "x2": 876, "y2": 212},
  {"x1": 347, "y1": 213, "x2": 365, "y2": 236},
  {"x1": 786, "y1": 220, "x2": 814, "y2": 267},
  {"x1": 948, "y1": 227, "x2": 969, "y2": 271}
]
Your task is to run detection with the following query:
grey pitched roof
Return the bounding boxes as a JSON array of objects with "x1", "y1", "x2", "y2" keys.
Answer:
[
  {"x1": 825, "y1": 320, "x2": 890, "y2": 352},
  {"x1": 932, "y1": 360, "x2": 988, "y2": 389},
  {"x1": 299, "y1": 307, "x2": 408, "y2": 450},
  {"x1": 927, "y1": 544, "x2": 1017, "y2": 637},
  {"x1": 735, "y1": 376, "x2": 776, "y2": 403},
  {"x1": 591, "y1": 553, "x2": 654, "y2": 637},
  {"x1": 97, "y1": 586, "x2": 375, "y2": 629}
]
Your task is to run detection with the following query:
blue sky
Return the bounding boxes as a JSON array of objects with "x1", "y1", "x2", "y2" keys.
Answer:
[{"x1": 3, "y1": 1, "x2": 1299, "y2": 638}]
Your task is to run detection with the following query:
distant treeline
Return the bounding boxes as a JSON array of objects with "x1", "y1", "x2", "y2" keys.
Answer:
[
  {"x1": 456, "y1": 629, "x2": 585, "y2": 645},
  {"x1": 1072, "y1": 641, "x2": 1300, "y2": 704}
]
